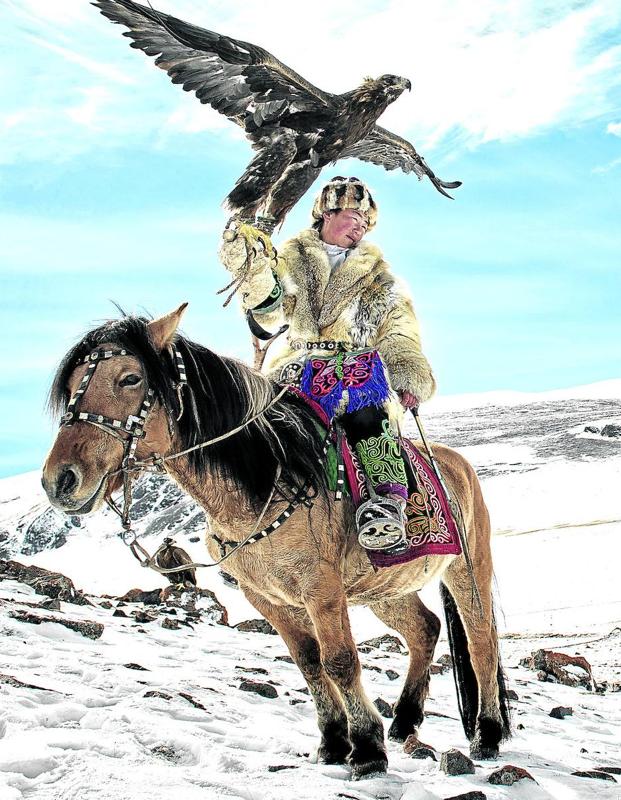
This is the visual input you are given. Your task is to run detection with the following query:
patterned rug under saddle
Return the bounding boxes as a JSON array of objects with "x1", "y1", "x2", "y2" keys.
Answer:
[{"x1": 291, "y1": 388, "x2": 462, "y2": 569}]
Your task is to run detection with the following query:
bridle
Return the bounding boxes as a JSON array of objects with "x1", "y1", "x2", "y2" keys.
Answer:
[{"x1": 59, "y1": 343, "x2": 314, "y2": 574}]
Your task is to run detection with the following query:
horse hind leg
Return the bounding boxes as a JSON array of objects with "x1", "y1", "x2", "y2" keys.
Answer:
[
  {"x1": 441, "y1": 562, "x2": 511, "y2": 759},
  {"x1": 370, "y1": 592, "x2": 441, "y2": 743},
  {"x1": 242, "y1": 589, "x2": 350, "y2": 764}
]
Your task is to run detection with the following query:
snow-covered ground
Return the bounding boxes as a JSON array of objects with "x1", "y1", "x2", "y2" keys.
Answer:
[{"x1": 0, "y1": 380, "x2": 620, "y2": 799}]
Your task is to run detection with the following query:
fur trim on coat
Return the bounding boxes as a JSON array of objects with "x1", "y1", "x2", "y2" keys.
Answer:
[{"x1": 229, "y1": 227, "x2": 436, "y2": 403}]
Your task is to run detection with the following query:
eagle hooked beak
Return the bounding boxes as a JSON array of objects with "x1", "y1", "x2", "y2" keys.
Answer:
[{"x1": 402, "y1": 78, "x2": 412, "y2": 92}]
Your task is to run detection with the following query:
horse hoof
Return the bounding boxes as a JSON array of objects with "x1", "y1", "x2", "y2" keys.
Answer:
[
  {"x1": 318, "y1": 746, "x2": 349, "y2": 765},
  {"x1": 350, "y1": 757, "x2": 388, "y2": 780},
  {"x1": 470, "y1": 743, "x2": 499, "y2": 760},
  {"x1": 387, "y1": 719, "x2": 410, "y2": 742}
]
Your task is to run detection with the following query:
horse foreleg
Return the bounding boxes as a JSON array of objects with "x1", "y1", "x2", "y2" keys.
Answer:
[
  {"x1": 304, "y1": 581, "x2": 388, "y2": 779},
  {"x1": 442, "y1": 556, "x2": 511, "y2": 759},
  {"x1": 370, "y1": 592, "x2": 440, "y2": 743},
  {"x1": 241, "y1": 588, "x2": 350, "y2": 764}
]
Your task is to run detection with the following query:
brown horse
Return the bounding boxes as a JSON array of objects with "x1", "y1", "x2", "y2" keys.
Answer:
[{"x1": 42, "y1": 304, "x2": 510, "y2": 779}]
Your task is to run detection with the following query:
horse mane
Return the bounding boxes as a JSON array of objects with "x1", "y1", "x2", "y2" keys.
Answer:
[{"x1": 48, "y1": 315, "x2": 328, "y2": 510}]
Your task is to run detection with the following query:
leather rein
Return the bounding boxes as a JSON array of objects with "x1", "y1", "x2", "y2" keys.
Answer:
[{"x1": 60, "y1": 345, "x2": 312, "y2": 574}]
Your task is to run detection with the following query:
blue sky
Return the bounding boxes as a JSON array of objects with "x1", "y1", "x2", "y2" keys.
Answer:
[{"x1": 1, "y1": 0, "x2": 620, "y2": 477}]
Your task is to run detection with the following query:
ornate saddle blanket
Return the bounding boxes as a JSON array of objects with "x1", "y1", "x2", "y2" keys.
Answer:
[{"x1": 291, "y1": 388, "x2": 462, "y2": 569}]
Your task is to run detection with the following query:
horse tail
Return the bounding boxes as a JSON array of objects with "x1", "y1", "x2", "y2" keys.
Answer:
[{"x1": 439, "y1": 582, "x2": 511, "y2": 741}]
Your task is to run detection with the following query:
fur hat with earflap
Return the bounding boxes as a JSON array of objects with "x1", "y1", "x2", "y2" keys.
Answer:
[{"x1": 311, "y1": 176, "x2": 378, "y2": 230}]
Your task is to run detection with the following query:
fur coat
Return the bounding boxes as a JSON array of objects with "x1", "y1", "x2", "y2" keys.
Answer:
[{"x1": 222, "y1": 227, "x2": 436, "y2": 403}]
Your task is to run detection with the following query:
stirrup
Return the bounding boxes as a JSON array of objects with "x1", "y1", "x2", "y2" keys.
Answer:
[{"x1": 356, "y1": 496, "x2": 408, "y2": 552}]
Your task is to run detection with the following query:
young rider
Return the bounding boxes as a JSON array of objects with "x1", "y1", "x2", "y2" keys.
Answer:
[{"x1": 219, "y1": 176, "x2": 436, "y2": 552}]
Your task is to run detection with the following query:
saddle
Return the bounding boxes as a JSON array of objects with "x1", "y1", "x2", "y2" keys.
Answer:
[{"x1": 292, "y1": 388, "x2": 462, "y2": 569}]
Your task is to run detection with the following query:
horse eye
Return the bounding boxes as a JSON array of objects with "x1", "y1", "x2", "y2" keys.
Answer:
[{"x1": 119, "y1": 374, "x2": 142, "y2": 388}]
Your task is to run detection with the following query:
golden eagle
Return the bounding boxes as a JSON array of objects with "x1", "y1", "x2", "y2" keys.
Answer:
[{"x1": 95, "y1": 0, "x2": 461, "y2": 232}]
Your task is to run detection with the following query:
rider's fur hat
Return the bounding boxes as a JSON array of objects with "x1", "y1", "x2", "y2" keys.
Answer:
[{"x1": 311, "y1": 176, "x2": 378, "y2": 230}]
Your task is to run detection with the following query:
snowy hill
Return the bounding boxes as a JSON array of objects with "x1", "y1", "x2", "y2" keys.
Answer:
[{"x1": 0, "y1": 380, "x2": 620, "y2": 799}]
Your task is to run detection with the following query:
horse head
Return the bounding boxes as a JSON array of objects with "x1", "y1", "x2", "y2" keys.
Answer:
[{"x1": 42, "y1": 304, "x2": 187, "y2": 514}]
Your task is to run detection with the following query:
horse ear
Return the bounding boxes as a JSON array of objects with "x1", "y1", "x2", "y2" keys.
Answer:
[{"x1": 148, "y1": 303, "x2": 188, "y2": 351}]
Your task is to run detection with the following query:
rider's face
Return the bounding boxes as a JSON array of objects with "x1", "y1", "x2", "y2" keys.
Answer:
[{"x1": 320, "y1": 209, "x2": 369, "y2": 248}]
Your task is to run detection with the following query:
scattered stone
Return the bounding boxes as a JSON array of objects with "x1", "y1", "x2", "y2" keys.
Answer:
[
  {"x1": 151, "y1": 744, "x2": 180, "y2": 762},
  {"x1": 520, "y1": 649, "x2": 595, "y2": 690},
  {"x1": 410, "y1": 746, "x2": 437, "y2": 761},
  {"x1": 161, "y1": 617, "x2": 179, "y2": 630},
  {"x1": 597, "y1": 766, "x2": 621, "y2": 775},
  {"x1": 572, "y1": 771, "x2": 617, "y2": 782},
  {"x1": 609, "y1": 682, "x2": 621, "y2": 693},
  {"x1": 296, "y1": 687, "x2": 310, "y2": 695},
  {"x1": 364, "y1": 663, "x2": 382, "y2": 673},
  {"x1": 601, "y1": 424, "x2": 621, "y2": 438},
  {"x1": 0, "y1": 673, "x2": 62, "y2": 693},
  {"x1": 0, "y1": 560, "x2": 89, "y2": 605},
  {"x1": 385, "y1": 669, "x2": 399, "y2": 681},
  {"x1": 164, "y1": 607, "x2": 177, "y2": 615},
  {"x1": 444, "y1": 793, "x2": 487, "y2": 800},
  {"x1": 275, "y1": 655, "x2": 294, "y2": 664},
  {"x1": 99, "y1": 601, "x2": 113, "y2": 609},
  {"x1": 268, "y1": 765, "x2": 298, "y2": 772},
  {"x1": 239, "y1": 680, "x2": 278, "y2": 699},
  {"x1": 119, "y1": 588, "x2": 163, "y2": 605},
  {"x1": 584, "y1": 426, "x2": 600, "y2": 433},
  {"x1": 440, "y1": 749, "x2": 475, "y2": 776},
  {"x1": 124, "y1": 663, "x2": 149, "y2": 671},
  {"x1": 9, "y1": 609, "x2": 103, "y2": 639},
  {"x1": 179, "y1": 692, "x2": 207, "y2": 710},
  {"x1": 289, "y1": 698, "x2": 305, "y2": 705},
  {"x1": 144, "y1": 690, "x2": 172, "y2": 700},
  {"x1": 235, "y1": 618, "x2": 276, "y2": 635},
  {"x1": 430, "y1": 663, "x2": 448, "y2": 675},
  {"x1": 189, "y1": 536, "x2": 200, "y2": 543},
  {"x1": 404, "y1": 735, "x2": 435, "y2": 755},
  {"x1": 516, "y1": 723, "x2": 525, "y2": 730},
  {"x1": 133, "y1": 611, "x2": 155, "y2": 624},
  {"x1": 37, "y1": 598, "x2": 61, "y2": 611},
  {"x1": 506, "y1": 689, "x2": 519, "y2": 700},
  {"x1": 488, "y1": 765, "x2": 535, "y2": 785},
  {"x1": 236, "y1": 665, "x2": 269, "y2": 675},
  {"x1": 437, "y1": 653, "x2": 453, "y2": 667},
  {"x1": 425, "y1": 710, "x2": 457, "y2": 720},
  {"x1": 373, "y1": 697, "x2": 393, "y2": 718},
  {"x1": 358, "y1": 634, "x2": 405, "y2": 654},
  {"x1": 113, "y1": 609, "x2": 128, "y2": 617},
  {"x1": 219, "y1": 570, "x2": 239, "y2": 588},
  {"x1": 549, "y1": 705, "x2": 573, "y2": 719},
  {"x1": 580, "y1": 748, "x2": 588, "y2": 753}
]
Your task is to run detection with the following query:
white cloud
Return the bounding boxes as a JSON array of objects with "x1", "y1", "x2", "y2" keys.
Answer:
[
  {"x1": 66, "y1": 86, "x2": 111, "y2": 129},
  {"x1": 607, "y1": 122, "x2": 621, "y2": 137},
  {"x1": 33, "y1": 38, "x2": 136, "y2": 86},
  {"x1": 592, "y1": 156, "x2": 621, "y2": 174}
]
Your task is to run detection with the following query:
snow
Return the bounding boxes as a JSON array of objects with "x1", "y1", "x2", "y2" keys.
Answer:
[{"x1": 1, "y1": 381, "x2": 620, "y2": 798}]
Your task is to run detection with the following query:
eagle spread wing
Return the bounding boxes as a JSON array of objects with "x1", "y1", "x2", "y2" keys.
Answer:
[
  {"x1": 341, "y1": 126, "x2": 462, "y2": 199},
  {"x1": 95, "y1": 0, "x2": 461, "y2": 219},
  {"x1": 94, "y1": 0, "x2": 333, "y2": 134}
]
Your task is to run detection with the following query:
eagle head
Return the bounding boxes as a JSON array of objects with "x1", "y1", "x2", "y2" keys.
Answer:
[{"x1": 377, "y1": 74, "x2": 412, "y2": 101}]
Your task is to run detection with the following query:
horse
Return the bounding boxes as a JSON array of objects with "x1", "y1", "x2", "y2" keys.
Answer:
[{"x1": 42, "y1": 304, "x2": 511, "y2": 779}]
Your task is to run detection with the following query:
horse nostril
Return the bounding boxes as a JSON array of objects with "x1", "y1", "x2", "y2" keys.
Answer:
[{"x1": 57, "y1": 467, "x2": 78, "y2": 497}]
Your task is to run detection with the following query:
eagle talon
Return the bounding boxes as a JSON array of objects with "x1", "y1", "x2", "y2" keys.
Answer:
[{"x1": 232, "y1": 223, "x2": 277, "y2": 263}]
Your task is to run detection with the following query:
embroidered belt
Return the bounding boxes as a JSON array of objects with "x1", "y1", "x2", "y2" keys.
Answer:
[{"x1": 291, "y1": 340, "x2": 349, "y2": 352}]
